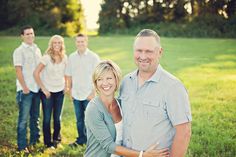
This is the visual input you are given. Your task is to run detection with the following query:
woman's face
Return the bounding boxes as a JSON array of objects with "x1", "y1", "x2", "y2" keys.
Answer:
[
  {"x1": 52, "y1": 38, "x2": 62, "y2": 52},
  {"x1": 96, "y1": 70, "x2": 116, "y2": 97}
]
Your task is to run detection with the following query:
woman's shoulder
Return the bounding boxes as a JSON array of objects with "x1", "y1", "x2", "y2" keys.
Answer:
[
  {"x1": 88, "y1": 97, "x2": 108, "y2": 115},
  {"x1": 40, "y1": 54, "x2": 51, "y2": 64}
]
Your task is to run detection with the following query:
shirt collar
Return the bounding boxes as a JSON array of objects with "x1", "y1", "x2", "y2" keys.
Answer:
[
  {"x1": 129, "y1": 64, "x2": 163, "y2": 83},
  {"x1": 22, "y1": 42, "x2": 34, "y2": 48},
  {"x1": 77, "y1": 48, "x2": 89, "y2": 55}
]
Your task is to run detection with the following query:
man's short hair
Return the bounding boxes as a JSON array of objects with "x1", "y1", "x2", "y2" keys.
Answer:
[
  {"x1": 20, "y1": 25, "x2": 33, "y2": 35},
  {"x1": 136, "y1": 29, "x2": 161, "y2": 45},
  {"x1": 76, "y1": 33, "x2": 88, "y2": 40},
  {"x1": 76, "y1": 33, "x2": 87, "y2": 38}
]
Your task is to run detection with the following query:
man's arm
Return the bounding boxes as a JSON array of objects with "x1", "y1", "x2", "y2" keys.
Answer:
[
  {"x1": 170, "y1": 122, "x2": 191, "y2": 157},
  {"x1": 15, "y1": 66, "x2": 29, "y2": 94},
  {"x1": 87, "y1": 89, "x2": 96, "y2": 101},
  {"x1": 34, "y1": 63, "x2": 51, "y2": 98},
  {"x1": 65, "y1": 75, "x2": 72, "y2": 99}
]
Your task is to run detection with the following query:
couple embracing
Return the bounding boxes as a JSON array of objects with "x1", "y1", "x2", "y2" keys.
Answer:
[{"x1": 84, "y1": 29, "x2": 192, "y2": 157}]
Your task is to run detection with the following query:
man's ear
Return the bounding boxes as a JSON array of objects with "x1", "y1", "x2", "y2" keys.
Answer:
[{"x1": 159, "y1": 47, "x2": 163, "y2": 56}]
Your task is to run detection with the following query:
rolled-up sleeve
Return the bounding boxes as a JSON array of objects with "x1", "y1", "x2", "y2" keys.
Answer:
[
  {"x1": 64, "y1": 57, "x2": 72, "y2": 76},
  {"x1": 165, "y1": 82, "x2": 192, "y2": 126},
  {"x1": 85, "y1": 102, "x2": 117, "y2": 153},
  {"x1": 13, "y1": 49, "x2": 23, "y2": 66}
]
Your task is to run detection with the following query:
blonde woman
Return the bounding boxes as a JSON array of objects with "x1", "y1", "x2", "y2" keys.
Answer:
[
  {"x1": 84, "y1": 60, "x2": 169, "y2": 157},
  {"x1": 34, "y1": 35, "x2": 67, "y2": 148}
]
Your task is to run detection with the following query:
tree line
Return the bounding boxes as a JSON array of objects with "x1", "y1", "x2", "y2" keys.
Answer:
[
  {"x1": 1, "y1": 0, "x2": 236, "y2": 37},
  {"x1": 98, "y1": 0, "x2": 236, "y2": 37},
  {"x1": 0, "y1": 0, "x2": 84, "y2": 36}
]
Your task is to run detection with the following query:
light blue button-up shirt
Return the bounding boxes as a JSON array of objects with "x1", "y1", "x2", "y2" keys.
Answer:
[{"x1": 119, "y1": 65, "x2": 192, "y2": 151}]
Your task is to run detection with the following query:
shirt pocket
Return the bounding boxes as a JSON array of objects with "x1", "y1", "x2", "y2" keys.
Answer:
[{"x1": 142, "y1": 99, "x2": 163, "y2": 121}]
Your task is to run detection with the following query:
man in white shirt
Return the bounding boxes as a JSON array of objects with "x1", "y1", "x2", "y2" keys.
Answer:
[
  {"x1": 65, "y1": 33, "x2": 100, "y2": 147},
  {"x1": 13, "y1": 25, "x2": 42, "y2": 152}
]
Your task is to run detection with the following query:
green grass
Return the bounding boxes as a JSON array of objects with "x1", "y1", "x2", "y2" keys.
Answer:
[{"x1": 0, "y1": 35, "x2": 235, "y2": 157}]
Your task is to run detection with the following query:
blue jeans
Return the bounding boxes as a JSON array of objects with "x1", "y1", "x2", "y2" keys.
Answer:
[
  {"x1": 73, "y1": 98, "x2": 89, "y2": 144},
  {"x1": 16, "y1": 91, "x2": 40, "y2": 150},
  {"x1": 40, "y1": 91, "x2": 64, "y2": 147}
]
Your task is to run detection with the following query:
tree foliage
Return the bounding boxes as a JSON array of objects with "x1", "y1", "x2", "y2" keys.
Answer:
[
  {"x1": 98, "y1": 0, "x2": 236, "y2": 36},
  {"x1": 0, "y1": 0, "x2": 85, "y2": 36}
]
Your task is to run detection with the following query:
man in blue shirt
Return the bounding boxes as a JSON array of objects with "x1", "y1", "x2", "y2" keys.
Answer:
[{"x1": 119, "y1": 29, "x2": 192, "y2": 157}]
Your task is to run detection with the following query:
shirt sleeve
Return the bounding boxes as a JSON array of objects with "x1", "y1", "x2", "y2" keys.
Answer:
[
  {"x1": 13, "y1": 48, "x2": 23, "y2": 66},
  {"x1": 93, "y1": 54, "x2": 100, "y2": 69},
  {"x1": 165, "y1": 82, "x2": 192, "y2": 126},
  {"x1": 36, "y1": 47, "x2": 42, "y2": 57},
  {"x1": 85, "y1": 102, "x2": 117, "y2": 154},
  {"x1": 40, "y1": 55, "x2": 49, "y2": 65},
  {"x1": 64, "y1": 55, "x2": 72, "y2": 76}
]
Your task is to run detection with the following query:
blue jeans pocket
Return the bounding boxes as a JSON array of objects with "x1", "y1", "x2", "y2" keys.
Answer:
[{"x1": 16, "y1": 91, "x2": 23, "y2": 104}]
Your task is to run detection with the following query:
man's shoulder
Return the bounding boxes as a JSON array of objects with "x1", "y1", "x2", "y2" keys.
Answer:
[
  {"x1": 160, "y1": 68, "x2": 185, "y2": 91},
  {"x1": 13, "y1": 44, "x2": 26, "y2": 57},
  {"x1": 14, "y1": 43, "x2": 24, "y2": 52},
  {"x1": 87, "y1": 50, "x2": 99, "y2": 59},
  {"x1": 68, "y1": 51, "x2": 77, "y2": 58},
  {"x1": 161, "y1": 68, "x2": 181, "y2": 83},
  {"x1": 123, "y1": 70, "x2": 136, "y2": 80}
]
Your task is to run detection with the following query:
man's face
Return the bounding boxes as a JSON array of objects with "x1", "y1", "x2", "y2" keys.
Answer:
[
  {"x1": 133, "y1": 36, "x2": 162, "y2": 74},
  {"x1": 76, "y1": 36, "x2": 88, "y2": 53},
  {"x1": 21, "y1": 28, "x2": 35, "y2": 45}
]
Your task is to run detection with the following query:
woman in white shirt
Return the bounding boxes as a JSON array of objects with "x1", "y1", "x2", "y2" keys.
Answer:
[{"x1": 34, "y1": 35, "x2": 67, "y2": 148}]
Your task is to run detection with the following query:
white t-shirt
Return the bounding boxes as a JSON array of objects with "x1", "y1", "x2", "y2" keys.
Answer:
[
  {"x1": 111, "y1": 101, "x2": 123, "y2": 157},
  {"x1": 40, "y1": 54, "x2": 67, "y2": 92}
]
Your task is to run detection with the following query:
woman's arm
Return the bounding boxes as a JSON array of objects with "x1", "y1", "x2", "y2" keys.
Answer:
[
  {"x1": 33, "y1": 63, "x2": 50, "y2": 98},
  {"x1": 114, "y1": 145, "x2": 169, "y2": 157}
]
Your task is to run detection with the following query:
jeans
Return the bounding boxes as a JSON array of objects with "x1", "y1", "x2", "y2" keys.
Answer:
[
  {"x1": 16, "y1": 91, "x2": 40, "y2": 150},
  {"x1": 73, "y1": 98, "x2": 89, "y2": 144},
  {"x1": 40, "y1": 90, "x2": 64, "y2": 147}
]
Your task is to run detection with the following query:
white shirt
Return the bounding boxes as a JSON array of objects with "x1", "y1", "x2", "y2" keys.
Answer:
[
  {"x1": 65, "y1": 49, "x2": 100, "y2": 100},
  {"x1": 111, "y1": 101, "x2": 123, "y2": 157},
  {"x1": 13, "y1": 42, "x2": 42, "y2": 92},
  {"x1": 40, "y1": 54, "x2": 67, "y2": 92}
]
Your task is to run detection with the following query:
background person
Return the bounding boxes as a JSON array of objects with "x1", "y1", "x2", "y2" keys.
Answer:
[
  {"x1": 65, "y1": 33, "x2": 100, "y2": 147},
  {"x1": 13, "y1": 25, "x2": 42, "y2": 152},
  {"x1": 34, "y1": 35, "x2": 67, "y2": 149}
]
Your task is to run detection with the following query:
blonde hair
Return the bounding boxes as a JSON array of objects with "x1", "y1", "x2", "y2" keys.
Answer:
[
  {"x1": 46, "y1": 35, "x2": 65, "y2": 63},
  {"x1": 93, "y1": 60, "x2": 122, "y2": 93}
]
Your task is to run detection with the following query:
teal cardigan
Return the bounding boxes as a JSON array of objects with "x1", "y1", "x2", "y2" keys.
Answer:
[{"x1": 84, "y1": 96, "x2": 118, "y2": 157}]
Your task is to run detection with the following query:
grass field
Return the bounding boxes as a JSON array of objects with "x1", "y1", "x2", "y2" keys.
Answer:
[{"x1": 0, "y1": 35, "x2": 235, "y2": 157}]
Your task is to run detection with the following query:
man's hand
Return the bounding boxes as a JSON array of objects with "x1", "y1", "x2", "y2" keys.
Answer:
[
  {"x1": 22, "y1": 86, "x2": 30, "y2": 94},
  {"x1": 87, "y1": 90, "x2": 95, "y2": 101}
]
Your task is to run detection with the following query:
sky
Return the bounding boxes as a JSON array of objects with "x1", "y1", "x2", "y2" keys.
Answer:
[{"x1": 80, "y1": 0, "x2": 103, "y2": 30}]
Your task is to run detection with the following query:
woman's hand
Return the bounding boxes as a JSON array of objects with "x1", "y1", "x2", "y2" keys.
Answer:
[
  {"x1": 143, "y1": 143, "x2": 169, "y2": 157},
  {"x1": 42, "y1": 88, "x2": 51, "y2": 98}
]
